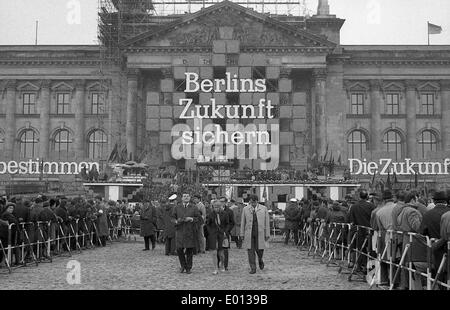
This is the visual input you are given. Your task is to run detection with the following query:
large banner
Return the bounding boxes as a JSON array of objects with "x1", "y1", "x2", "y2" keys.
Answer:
[{"x1": 171, "y1": 72, "x2": 280, "y2": 170}]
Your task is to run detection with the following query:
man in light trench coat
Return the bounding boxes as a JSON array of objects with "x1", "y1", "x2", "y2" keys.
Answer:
[{"x1": 240, "y1": 194, "x2": 271, "y2": 274}]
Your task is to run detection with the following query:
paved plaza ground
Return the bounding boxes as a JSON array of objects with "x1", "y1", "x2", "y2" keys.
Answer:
[{"x1": 0, "y1": 238, "x2": 370, "y2": 290}]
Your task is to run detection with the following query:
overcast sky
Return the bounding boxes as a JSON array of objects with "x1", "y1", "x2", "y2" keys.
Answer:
[{"x1": 0, "y1": 0, "x2": 449, "y2": 45}]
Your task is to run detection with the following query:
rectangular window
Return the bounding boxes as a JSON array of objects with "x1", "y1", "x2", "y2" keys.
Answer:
[
  {"x1": 421, "y1": 93, "x2": 435, "y2": 115},
  {"x1": 351, "y1": 93, "x2": 364, "y2": 115},
  {"x1": 91, "y1": 93, "x2": 105, "y2": 114},
  {"x1": 280, "y1": 118, "x2": 291, "y2": 132},
  {"x1": 280, "y1": 145, "x2": 290, "y2": 164},
  {"x1": 386, "y1": 93, "x2": 400, "y2": 115},
  {"x1": 23, "y1": 93, "x2": 36, "y2": 114},
  {"x1": 57, "y1": 93, "x2": 71, "y2": 114}
]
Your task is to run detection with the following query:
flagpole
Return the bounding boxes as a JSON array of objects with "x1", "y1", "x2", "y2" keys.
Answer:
[{"x1": 428, "y1": 21, "x2": 430, "y2": 46}]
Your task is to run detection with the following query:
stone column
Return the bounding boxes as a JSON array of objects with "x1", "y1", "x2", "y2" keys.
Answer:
[
  {"x1": 405, "y1": 80, "x2": 418, "y2": 158},
  {"x1": 441, "y1": 80, "x2": 450, "y2": 151},
  {"x1": 5, "y1": 80, "x2": 16, "y2": 160},
  {"x1": 313, "y1": 68, "x2": 327, "y2": 157},
  {"x1": 39, "y1": 80, "x2": 51, "y2": 159},
  {"x1": 369, "y1": 80, "x2": 382, "y2": 151},
  {"x1": 126, "y1": 69, "x2": 139, "y2": 161},
  {"x1": 74, "y1": 80, "x2": 86, "y2": 160}
]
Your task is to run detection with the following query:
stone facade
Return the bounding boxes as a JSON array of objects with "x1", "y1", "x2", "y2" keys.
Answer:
[{"x1": 0, "y1": 1, "x2": 450, "y2": 180}]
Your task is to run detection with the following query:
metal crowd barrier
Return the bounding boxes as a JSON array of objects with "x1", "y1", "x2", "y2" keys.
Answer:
[
  {"x1": 0, "y1": 213, "x2": 136, "y2": 274},
  {"x1": 295, "y1": 220, "x2": 450, "y2": 290}
]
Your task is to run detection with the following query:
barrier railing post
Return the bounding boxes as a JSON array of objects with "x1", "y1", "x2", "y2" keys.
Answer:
[
  {"x1": 7, "y1": 223, "x2": 14, "y2": 268},
  {"x1": 46, "y1": 222, "x2": 52, "y2": 259},
  {"x1": 388, "y1": 230, "x2": 394, "y2": 287},
  {"x1": 447, "y1": 241, "x2": 450, "y2": 290},
  {"x1": 0, "y1": 237, "x2": 11, "y2": 274},
  {"x1": 426, "y1": 237, "x2": 433, "y2": 290},
  {"x1": 432, "y1": 254, "x2": 447, "y2": 290}
]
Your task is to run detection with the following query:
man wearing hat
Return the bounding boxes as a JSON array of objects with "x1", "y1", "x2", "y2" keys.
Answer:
[
  {"x1": 420, "y1": 191, "x2": 450, "y2": 275},
  {"x1": 240, "y1": 194, "x2": 270, "y2": 274},
  {"x1": 284, "y1": 198, "x2": 302, "y2": 245},
  {"x1": 372, "y1": 189, "x2": 396, "y2": 282},
  {"x1": 421, "y1": 191, "x2": 450, "y2": 239}
]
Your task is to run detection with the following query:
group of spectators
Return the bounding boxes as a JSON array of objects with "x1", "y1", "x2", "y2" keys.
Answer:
[
  {"x1": 282, "y1": 189, "x2": 450, "y2": 289},
  {"x1": 132, "y1": 193, "x2": 251, "y2": 274},
  {"x1": 0, "y1": 195, "x2": 130, "y2": 267}
]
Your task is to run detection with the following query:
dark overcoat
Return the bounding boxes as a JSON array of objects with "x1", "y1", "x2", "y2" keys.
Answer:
[
  {"x1": 172, "y1": 202, "x2": 201, "y2": 249},
  {"x1": 284, "y1": 203, "x2": 302, "y2": 230},
  {"x1": 96, "y1": 210, "x2": 109, "y2": 237},
  {"x1": 205, "y1": 210, "x2": 229, "y2": 251},
  {"x1": 161, "y1": 204, "x2": 176, "y2": 239},
  {"x1": 140, "y1": 203, "x2": 157, "y2": 237}
]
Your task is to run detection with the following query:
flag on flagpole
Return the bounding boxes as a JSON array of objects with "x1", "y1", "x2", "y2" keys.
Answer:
[
  {"x1": 262, "y1": 186, "x2": 268, "y2": 202},
  {"x1": 386, "y1": 171, "x2": 392, "y2": 190},
  {"x1": 370, "y1": 171, "x2": 376, "y2": 189},
  {"x1": 428, "y1": 22, "x2": 443, "y2": 34},
  {"x1": 428, "y1": 22, "x2": 442, "y2": 45}
]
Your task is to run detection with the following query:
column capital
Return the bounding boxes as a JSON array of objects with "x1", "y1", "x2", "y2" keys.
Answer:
[
  {"x1": 440, "y1": 80, "x2": 450, "y2": 91},
  {"x1": 369, "y1": 79, "x2": 383, "y2": 91},
  {"x1": 404, "y1": 79, "x2": 419, "y2": 91},
  {"x1": 312, "y1": 68, "x2": 327, "y2": 80},
  {"x1": 74, "y1": 79, "x2": 86, "y2": 90},
  {"x1": 161, "y1": 67, "x2": 173, "y2": 79},
  {"x1": 127, "y1": 69, "x2": 140, "y2": 80}
]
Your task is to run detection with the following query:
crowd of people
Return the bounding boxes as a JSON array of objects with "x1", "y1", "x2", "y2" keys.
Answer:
[
  {"x1": 135, "y1": 193, "x2": 270, "y2": 275},
  {"x1": 2, "y1": 186, "x2": 449, "y2": 289},
  {"x1": 281, "y1": 189, "x2": 450, "y2": 289},
  {"x1": 0, "y1": 195, "x2": 130, "y2": 267}
]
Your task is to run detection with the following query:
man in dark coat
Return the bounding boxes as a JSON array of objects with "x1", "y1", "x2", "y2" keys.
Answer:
[
  {"x1": 55, "y1": 199, "x2": 70, "y2": 247},
  {"x1": 172, "y1": 193, "x2": 202, "y2": 274},
  {"x1": 348, "y1": 190, "x2": 375, "y2": 273},
  {"x1": 1, "y1": 203, "x2": 20, "y2": 264},
  {"x1": 140, "y1": 202, "x2": 157, "y2": 250},
  {"x1": 162, "y1": 196, "x2": 176, "y2": 255},
  {"x1": 39, "y1": 200, "x2": 59, "y2": 253},
  {"x1": 284, "y1": 198, "x2": 302, "y2": 245},
  {"x1": 420, "y1": 191, "x2": 450, "y2": 274},
  {"x1": 219, "y1": 198, "x2": 235, "y2": 271}
]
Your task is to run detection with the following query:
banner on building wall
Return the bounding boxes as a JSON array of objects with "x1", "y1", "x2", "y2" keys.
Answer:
[
  {"x1": 0, "y1": 159, "x2": 99, "y2": 175},
  {"x1": 171, "y1": 72, "x2": 280, "y2": 170},
  {"x1": 349, "y1": 158, "x2": 450, "y2": 176}
]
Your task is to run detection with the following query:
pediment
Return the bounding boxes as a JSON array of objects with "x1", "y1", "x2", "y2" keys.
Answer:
[
  {"x1": 122, "y1": 1, "x2": 335, "y2": 49},
  {"x1": 52, "y1": 82, "x2": 74, "y2": 91},
  {"x1": 17, "y1": 81, "x2": 40, "y2": 91}
]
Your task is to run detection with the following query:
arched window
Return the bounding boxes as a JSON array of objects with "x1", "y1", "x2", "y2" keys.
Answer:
[
  {"x1": 418, "y1": 130, "x2": 438, "y2": 158},
  {"x1": 347, "y1": 130, "x2": 367, "y2": 159},
  {"x1": 19, "y1": 129, "x2": 39, "y2": 158},
  {"x1": 88, "y1": 130, "x2": 107, "y2": 159},
  {"x1": 383, "y1": 130, "x2": 403, "y2": 161},
  {"x1": 54, "y1": 129, "x2": 72, "y2": 160}
]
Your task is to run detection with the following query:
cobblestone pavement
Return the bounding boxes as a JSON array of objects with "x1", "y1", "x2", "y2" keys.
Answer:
[{"x1": 0, "y1": 238, "x2": 370, "y2": 290}]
